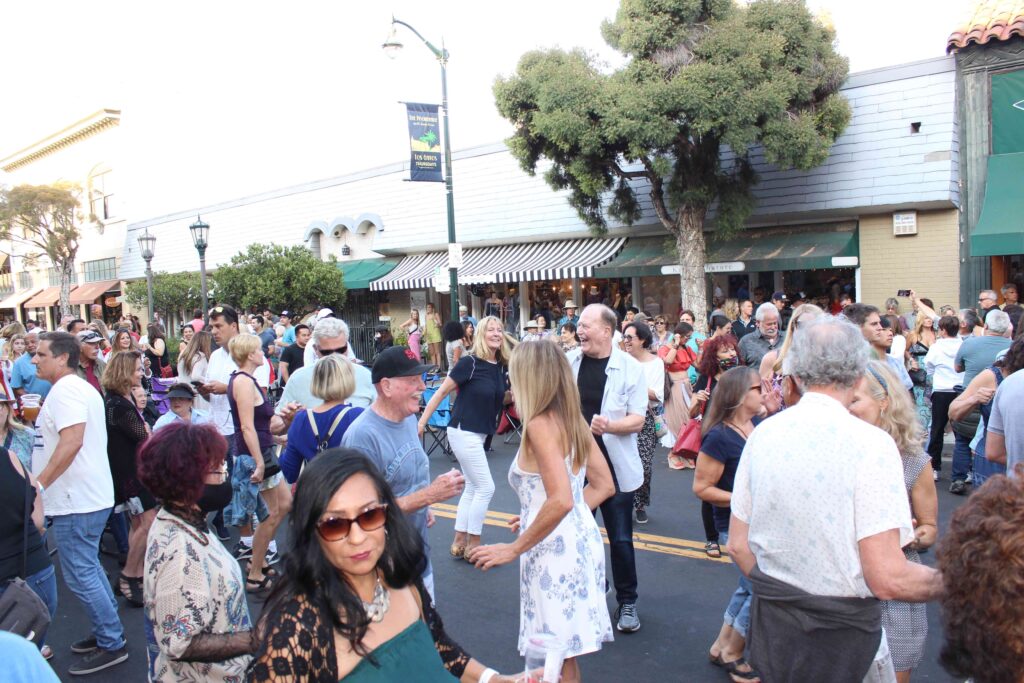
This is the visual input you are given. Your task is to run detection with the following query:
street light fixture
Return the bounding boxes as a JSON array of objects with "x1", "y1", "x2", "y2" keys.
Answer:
[
  {"x1": 137, "y1": 228, "x2": 157, "y2": 322},
  {"x1": 384, "y1": 17, "x2": 460, "y2": 321},
  {"x1": 189, "y1": 215, "x2": 210, "y2": 319}
]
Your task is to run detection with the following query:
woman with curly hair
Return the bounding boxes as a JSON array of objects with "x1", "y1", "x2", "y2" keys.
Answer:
[
  {"x1": 937, "y1": 466, "x2": 1024, "y2": 683},
  {"x1": 849, "y1": 360, "x2": 937, "y2": 683}
]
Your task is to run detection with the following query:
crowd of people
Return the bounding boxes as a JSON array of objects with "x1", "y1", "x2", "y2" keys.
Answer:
[{"x1": 0, "y1": 284, "x2": 1021, "y2": 683}]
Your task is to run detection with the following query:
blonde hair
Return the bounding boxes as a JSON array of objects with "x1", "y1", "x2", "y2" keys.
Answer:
[
  {"x1": 470, "y1": 316, "x2": 515, "y2": 365},
  {"x1": 722, "y1": 298, "x2": 740, "y2": 322},
  {"x1": 102, "y1": 350, "x2": 142, "y2": 396},
  {"x1": 310, "y1": 354, "x2": 355, "y2": 403},
  {"x1": 1, "y1": 322, "x2": 26, "y2": 340},
  {"x1": 861, "y1": 360, "x2": 924, "y2": 454},
  {"x1": 772, "y1": 303, "x2": 824, "y2": 374},
  {"x1": 907, "y1": 312, "x2": 933, "y2": 348},
  {"x1": 228, "y1": 333, "x2": 262, "y2": 366},
  {"x1": 509, "y1": 340, "x2": 592, "y2": 471}
]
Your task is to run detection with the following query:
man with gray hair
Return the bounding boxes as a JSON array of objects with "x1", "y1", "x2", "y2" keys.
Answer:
[
  {"x1": 727, "y1": 316, "x2": 942, "y2": 682},
  {"x1": 737, "y1": 302, "x2": 784, "y2": 368}
]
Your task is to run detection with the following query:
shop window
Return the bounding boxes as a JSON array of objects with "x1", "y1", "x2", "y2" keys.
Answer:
[
  {"x1": 48, "y1": 268, "x2": 60, "y2": 287},
  {"x1": 83, "y1": 257, "x2": 117, "y2": 282},
  {"x1": 17, "y1": 272, "x2": 33, "y2": 290},
  {"x1": 991, "y1": 69, "x2": 1024, "y2": 155},
  {"x1": 88, "y1": 166, "x2": 116, "y2": 221}
]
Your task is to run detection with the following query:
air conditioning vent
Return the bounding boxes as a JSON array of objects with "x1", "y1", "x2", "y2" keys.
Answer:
[{"x1": 893, "y1": 211, "x2": 917, "y2": 236}]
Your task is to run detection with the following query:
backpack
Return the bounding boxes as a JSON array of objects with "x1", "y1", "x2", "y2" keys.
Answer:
[{"x1": 307, "y1": 406, "x2": 353, "y2": 452}]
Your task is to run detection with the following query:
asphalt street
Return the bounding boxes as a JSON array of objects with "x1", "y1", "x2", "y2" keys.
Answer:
[{"x1": 41, "y1": 436, "x2": 963, "y2": 682}]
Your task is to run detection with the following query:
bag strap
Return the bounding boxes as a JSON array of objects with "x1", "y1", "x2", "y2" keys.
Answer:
[
  {"x1": 308, "y1": 406, "x2": 353, "y2": 449},
  {"x1": 13, "y1": 453, "x2": 32, "y2": 580}
]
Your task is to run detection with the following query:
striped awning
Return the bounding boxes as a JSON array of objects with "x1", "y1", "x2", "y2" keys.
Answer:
[{"x1": 370, "y1": 238, "x2": 626, "y2": 291}]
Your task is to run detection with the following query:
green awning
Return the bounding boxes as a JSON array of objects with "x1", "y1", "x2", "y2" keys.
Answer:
[
  {"x1": 594, "y1": 223, "x2": 858, "y2": 277},
  {"x1": 971, "y1": 153, "x2": 1024, "y2": 257},
  {"x1": 336, "y1": 258, "x2": 401, "y2": 290}
]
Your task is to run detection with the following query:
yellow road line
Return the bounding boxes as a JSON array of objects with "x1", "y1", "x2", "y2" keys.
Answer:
[{"x1": 432, "y1": 503, "x2": 731, "y2": 564}]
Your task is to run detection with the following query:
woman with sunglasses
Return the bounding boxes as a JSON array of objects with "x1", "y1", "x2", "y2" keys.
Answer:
[
  {"x1": 650, "y1": 317, "x2": 671, "y2": 350},
  {"x1": 140, "y1": 422, "x2": 254, "y2": 681},
  {"x1": 250, "y1": 453, "x2": 515, "y2": 682},
  {"x1": 693, "y1": 366, "x2": 765, "y2": 683}
]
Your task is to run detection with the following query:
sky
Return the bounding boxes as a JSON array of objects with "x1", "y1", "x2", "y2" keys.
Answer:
[{"x1": 1, "y1": 0, "x2": 973, "y2": 221}]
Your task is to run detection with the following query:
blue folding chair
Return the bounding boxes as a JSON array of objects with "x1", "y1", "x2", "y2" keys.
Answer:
[{"x1": 421, "y1": 385, "x2": 456, "y2": 462}]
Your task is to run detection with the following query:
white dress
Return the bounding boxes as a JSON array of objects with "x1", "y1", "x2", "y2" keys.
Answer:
[{"x1": 509, "y1": 453, "x2": 613, "y2": 657}]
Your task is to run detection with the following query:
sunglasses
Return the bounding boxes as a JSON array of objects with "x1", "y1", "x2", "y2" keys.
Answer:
[
  {"x1": 622, "y1": 334, "x2": 635, "y2": 341},
  {"x1": 316, "y1": 504, "x2": 388, "y2": 542},
  {"x1": 317, "y1": 346, "x2": 347, "y2": 356}
]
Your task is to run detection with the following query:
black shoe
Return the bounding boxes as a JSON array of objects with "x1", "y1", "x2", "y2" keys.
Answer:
[
  {"x1": 68, "y1": 646, "x2": 129, "y2": 676},
  {"x1": 635, "y1": 508, "x2": 648, "y2": 524},
  {"x1": 233, "y1": 542, "x2": 253, "y2": 560},
  {"x1": 950, "y1": 480, "x2": 968, "y2": 495},
  {"x1": 214, "y1": 522, "x2": 231, "y2": 541},
  {"x1": 70, "y1": 636, "x2": 98, "y2": 654}
]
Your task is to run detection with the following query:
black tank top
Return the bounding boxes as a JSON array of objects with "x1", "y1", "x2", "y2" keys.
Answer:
[{"x1": 0, "y1": 449, "x2": 50, "y2": 582}]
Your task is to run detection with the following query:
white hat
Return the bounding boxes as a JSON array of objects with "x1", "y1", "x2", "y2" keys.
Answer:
[
  {"x1": 564, "y1": 300, "x2": 577, "y2": 309},
  {"x1": 459, "y1": 305, "x2": 468, "y2": 312},
  {"x1": 524, "y1": 320, "x2": 538, "y2": 329},
  {"x1": 315, "y1": 308, "x2": 333, "y2": 322}
]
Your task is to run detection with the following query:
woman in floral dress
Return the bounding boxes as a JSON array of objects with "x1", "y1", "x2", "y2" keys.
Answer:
[{"x1": 469, "y1": 341, "x2": 615, "y2": 682}]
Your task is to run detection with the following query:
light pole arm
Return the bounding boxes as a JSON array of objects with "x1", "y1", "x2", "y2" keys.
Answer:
[{"x1": 391, "y1": 18, "x2": 448, "y2": 62}]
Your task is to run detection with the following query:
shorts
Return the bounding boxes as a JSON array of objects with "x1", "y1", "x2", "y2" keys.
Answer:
[{"x1": 259, "y1": 472, "x2": 283, "y2": 491}]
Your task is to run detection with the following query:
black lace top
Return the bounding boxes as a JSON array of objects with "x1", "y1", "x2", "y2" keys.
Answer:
[{"x1": 247, "y1": 580, "x2": 470, "y2": 682}]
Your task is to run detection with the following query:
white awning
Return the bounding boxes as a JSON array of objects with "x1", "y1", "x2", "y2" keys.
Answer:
[{"x1": 370, "y1": 237, "x2": 626, "y2": 291}]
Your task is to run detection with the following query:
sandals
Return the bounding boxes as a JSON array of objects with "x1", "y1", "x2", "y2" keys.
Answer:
[
  {"x1": 705, "y1": 541, "x2": 722, "y2": 559},
  {"x1": 246, "y1": 574, "x2": 275, "y2": 594},
  {"x1": 463, "y1": 545, "x2": 480, "y2": 564},
  {"x1": 118, "y1": 573, "x2": 144, "y2": 608},
  {"x1": 450, "y1": 544, "x2": 466, "y2": 559},
  {"x1": 668, "y1": 454, "x2": 687, "y2": 470},
  {"x1": 721, "y1": 656, "x2": 761, "y2": 682}
]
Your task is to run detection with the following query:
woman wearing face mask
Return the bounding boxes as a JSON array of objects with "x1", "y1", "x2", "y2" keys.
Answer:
[
  {"x1": 139, "y1": 422, "x2": 254, "y2": 681},
  {"x1": 622, "y1": 322, "x2": 664, "y2": 524}
]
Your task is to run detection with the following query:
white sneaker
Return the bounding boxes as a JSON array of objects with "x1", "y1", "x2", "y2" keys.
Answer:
[
  {"x1": 965, "y1": 472, "x2": 974, "y2": 484},
  {"x1": 933, "y1": 470, "x2": 939, "y2": 482}
]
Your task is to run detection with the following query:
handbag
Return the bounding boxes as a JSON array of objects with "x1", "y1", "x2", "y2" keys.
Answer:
[
  {"x1": 0, "y1": 457, "x2": 51, "y2": 645},
  {"x1": 950, "y1": 405, "x2": 981, "y2": 440},
  {"x1": 671, "y1": 376, "x2": 711, "y2": 460},
  {"x1": 260, "y1": 445, "x2": 281, "y2": 478}
]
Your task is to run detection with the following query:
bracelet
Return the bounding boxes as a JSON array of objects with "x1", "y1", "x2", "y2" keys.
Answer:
[{"x1": 479, "y1": 668, "x2": 498, "y2": 683}]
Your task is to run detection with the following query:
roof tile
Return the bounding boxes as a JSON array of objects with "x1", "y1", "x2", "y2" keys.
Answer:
[{"x1": 948, "y1": 0, "x2": 1024, "y2": 51}]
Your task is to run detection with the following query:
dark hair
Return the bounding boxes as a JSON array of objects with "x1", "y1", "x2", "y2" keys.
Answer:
[
  {"x1": 1003, "y1": 304, "x2": 1023, "y2": 334},
  {"x1": 461, "y1": 320, "x2": 474, "y2": 337},
  {"x1": 209, "y1": 304, "x2": 239, "y2": 327},
  {"x1": 710, "y1": 314, "x2": 731, "y2": 333},
  {"x1": 293, "y1": 323, "x2": 310, "y2": 336},
  {"x1": 879, "y1": 315, "x2": 891, "y2": 330},
  {"x1": 624, "y1": 321, "x2": 653, "y2": 349},
  {"x1": 920, "y1": 297, "x2": 935, "y2": 310},
  {"x1": 147, "y1": 322, "x2": 165, "y2": 341},
  {"x1": 702, "y1": 366, "x2": 760, "y2": 437},
  {"x1": 256, "y1": 452, "x2": 426, "y2": 662},
  {"x1": 39, "y1": 331, "x2": 80, "y2": 369},
  {"x1": 679, "y1": 309, "x2": 696, "y2": 322},
  {"x1": 674, "y1": 321, "x2": 694, "y2": 337},
  {"x1": 560, "y1": 321, "x2": 577, "y2": 335},
  {"x1": 65, "y1": 318, "x2": 85, "y2": 332},
  {"x1": 938, "y1": 315, "x2": 960, "y2": 338},
  {"x1": 842, "y1": 303, "x2": 879, "y2": 327},
  {"x1": 137, "y1": 422, "x2": 227, "y2": 505},
  {"x1": 627, "y1": 306, "x2": 639, "y2": 315},
  {"x1": 961, "y1": 308, "x2": 981, "y2": 330},
  {"x1": 442, "y1": 321, "x2": 464, "y2": 343},
  {"x1": 193, "y1": 309, "x2": 203, "y2": 319},
  {"x1": 253, "y1": 315, "x2": 265, "y2": 328},
  {"x1": 883, "y1": 314, "x2": 904, "y2": 335},
  {"x1": 995, "y1": 338, "x2": 1024, "y2": 375},
  {"x1": 695, "y1": 334, "x2": 740, "y2": 379},
  {"x1": 937, "y1": 467, "x2": 1024, "y2": 682}
]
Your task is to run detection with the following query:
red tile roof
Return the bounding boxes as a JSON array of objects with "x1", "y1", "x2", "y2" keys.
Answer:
[{"x1": 947, "y1": 0, "x2": 1024, "y2": 51}]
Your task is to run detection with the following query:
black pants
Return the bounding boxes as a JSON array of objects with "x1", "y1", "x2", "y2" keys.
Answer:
[
  {"x1": 927, "y1": 391, "x2": 956, "y2": 473},
  {"x1": 702, "y1": 501, "x2": 718, "y2": 543}
]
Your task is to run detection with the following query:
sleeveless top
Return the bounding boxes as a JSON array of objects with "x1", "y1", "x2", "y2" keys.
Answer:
[
  {"x1": 0, "y1": 449, "x2": 50, "y2": 582},
  {"x1": 227, "y1": 370, "x2": 274, "y2": 456},
  {"x1": 342, "y1": 620, "x2": 451, "y2": 682}
]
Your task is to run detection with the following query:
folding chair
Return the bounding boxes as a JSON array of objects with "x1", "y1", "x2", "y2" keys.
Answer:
[
  {"x1": 499, "y1": 402, "x2": 523, "y2": 445},
  {"x1": 420, "y1": 385, "x2": 456, "y2": 462}
]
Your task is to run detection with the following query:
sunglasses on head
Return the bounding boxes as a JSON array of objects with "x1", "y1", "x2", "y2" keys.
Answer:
[{"x1": 316, "y1": 504, "x2": 388, "y2": 542}]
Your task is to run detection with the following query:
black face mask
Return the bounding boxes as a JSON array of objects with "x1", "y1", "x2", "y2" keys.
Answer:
[{"x1": 197, "y1": 481, "x2": 232, "y2": 513}]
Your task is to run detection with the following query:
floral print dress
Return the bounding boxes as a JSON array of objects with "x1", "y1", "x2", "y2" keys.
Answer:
[{"x1": 509, "y1": 453, "x2": 613, "y2": 658}]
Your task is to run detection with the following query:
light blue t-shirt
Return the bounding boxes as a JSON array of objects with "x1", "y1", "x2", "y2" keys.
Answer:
[
  {"x1": 10, "y1": 354, "x2": 51, "y2": 399},
  {"x1": 278, "y1": 358, "x2": 376, "y2": 410},
  {"x1": 282, "y1": 326, "x2": 296, "y2": 345},
  {"x1": 342, "y1": 408, "x2": 432, "y2": 587},
  {"x1": 955, "y1": 336, "x2": 1013, "y2": 386},
  {"x1": 987, "y1": 368, "x2": 1024, "y2": 477},
  {"x1": 152, "y1": 408, "x2": 210, "y2": 432},
  {"x1": 0, "y1": 631, "x2": 59, "y2": 682}
]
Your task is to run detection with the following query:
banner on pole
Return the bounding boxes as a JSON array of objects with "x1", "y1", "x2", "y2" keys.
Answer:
[{"x1": 405, "y1": 102, "x2": 443, "y2": 182}]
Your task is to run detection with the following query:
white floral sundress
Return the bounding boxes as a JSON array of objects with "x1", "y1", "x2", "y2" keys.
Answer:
[{"x1": 509, "y1": 452, "x2": 613, "y2": 657}]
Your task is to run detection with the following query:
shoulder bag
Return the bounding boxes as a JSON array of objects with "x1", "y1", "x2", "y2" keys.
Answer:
[
  {"x1": 0, "y1": 456, "x2": 51, "y2": 645},
  {"x1": 307, "y1": 406, "x2": 353, "y2": 453},
  {"x1": 671, "y1": 376, "x2": 710, "y2": 462}
]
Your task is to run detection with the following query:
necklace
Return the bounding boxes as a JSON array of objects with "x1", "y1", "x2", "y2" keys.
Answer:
[
  {"x1": 167, "y1": 518, "x2": 210, "y2": 546},
  {"x1": 726, "y1": 421, "x2": 753, "y2": 439},
  {"x1": 361, "y1": 573, "x2": 390, "y2": 623}
]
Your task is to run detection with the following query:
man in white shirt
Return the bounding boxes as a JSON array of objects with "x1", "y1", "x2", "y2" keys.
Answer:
[
  {"x1": 728, "y1": 317, "x2": 942, "y2": 682},
  {"x1": 33, "y1": 332, "x2": 128, "y2": 675},
  {"x1": 567, "y1": 304, "x2": 647, "y2": 633}
]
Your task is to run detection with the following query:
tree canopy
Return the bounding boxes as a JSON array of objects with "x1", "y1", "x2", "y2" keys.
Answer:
[
  {"x1": 212, "y1": 243, "x2": 346, "y2": 319},
  {"x1": 493, "y1": 0, "x2": 851, "y2": 323},
  {"x1": 124, "y1": 270, "x2": 204, "y2": 324},
  {"x1": 0, "y1": 182, "x2": 90, "y2": 316}
]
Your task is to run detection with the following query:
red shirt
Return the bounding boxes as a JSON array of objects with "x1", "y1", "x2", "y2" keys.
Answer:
[{"x1": 658, "y1": 344, "x2": 696, "y2": 374}]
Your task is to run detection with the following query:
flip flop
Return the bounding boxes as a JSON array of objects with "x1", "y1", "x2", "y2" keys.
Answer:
[
  {"x1": 668, "y1": 454, "x2": 687, "y2": 470},
  {"x1": 721, "y1": 656, "x2": 761, "y2": 682}
]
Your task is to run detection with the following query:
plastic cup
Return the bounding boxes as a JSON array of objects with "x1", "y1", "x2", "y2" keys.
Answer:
[
  {"x1": 523, "y1": 635, "x2": 565, "y2": 683},
  {"x1": 20, "y1": 394, "x2": 41, "y2": 423}
]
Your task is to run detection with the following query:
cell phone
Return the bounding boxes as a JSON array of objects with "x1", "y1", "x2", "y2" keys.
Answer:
[
  {"x1": 191, "y1": 380, "x2": 204, "y2": 388},
  {"x1": 897, "y1": 289, "x2": 912, "y2": 297}
]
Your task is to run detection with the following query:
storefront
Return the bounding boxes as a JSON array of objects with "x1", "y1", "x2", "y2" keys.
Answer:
[
  {"x1": 23, "y1": 286, "x2": 73, "y2": 331},
  {"x1": 335, "y1": 258, "x2": 402, "y2": 359},
  {"x1": 68, "y1": 279, "x2": 122, "y2": 324},
  {"x1": 967, "y1": 152, "x2": 1024, "y2": 302}
]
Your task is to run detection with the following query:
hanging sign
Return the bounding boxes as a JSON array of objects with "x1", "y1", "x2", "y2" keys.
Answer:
[
  {"x1": 704, "y1": 262, "x2": 745, "y2": 273},
  {"x1": 434, "y1": 266, "x2": 450, "y2": 293},
  {"x1": 405, "y1": 103, "x2": 443, "y2": 182}
]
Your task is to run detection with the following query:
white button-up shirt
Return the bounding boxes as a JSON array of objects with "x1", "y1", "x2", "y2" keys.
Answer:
[
  {"x1": 567, "y1": 347, "x2": 648, "y2": 492},
  {"x1": 731, "y1": 392, "x2": 913, "y2": 598}
]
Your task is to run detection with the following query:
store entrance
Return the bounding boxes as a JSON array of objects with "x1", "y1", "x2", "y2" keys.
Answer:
[{"x1": 709, "y1": 268, "x2": 856, "y2": 312}]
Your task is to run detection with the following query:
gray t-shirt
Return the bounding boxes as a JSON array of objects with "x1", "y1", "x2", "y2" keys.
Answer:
[
  {"x1": 341, "y1": 408, "x2": 432, "y2": 583},
  {"x1": 987, "y1": 369, "x2": 1024, "y2": 477},
  {"x1": 955, "y1": 336, "x2": 1012, "y2": 386}
]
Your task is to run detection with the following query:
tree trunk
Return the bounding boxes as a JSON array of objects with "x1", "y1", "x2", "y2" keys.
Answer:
[
  {"x1": 672, "y1": 205, "x2": 709, "y2": 334},
  {"x1": 58, "y1": 259, "x2": 76, "y2": 319}
]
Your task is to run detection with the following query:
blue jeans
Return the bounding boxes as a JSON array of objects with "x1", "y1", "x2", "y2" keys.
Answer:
[
  {"x1": 0, "y1": 564, "x2": 58, "y2": 647},
  {"x1": 951, "y1": 430, "x2": 973, "y2": 483},
  {"x1": 597, "y1": 489, "x2": 638, "y2": 605},
  {"x1": 107, "y1": 510, "x2": 130, "y2": 554},
  {"x1": 50, "y1": 508, "x2": 126, "y2": 651},
  {"x1": 718, "y1": 531, "x2": 752, "y2": 638}
]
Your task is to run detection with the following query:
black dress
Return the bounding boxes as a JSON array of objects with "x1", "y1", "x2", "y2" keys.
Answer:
[{"x1": 105, "y1": 393, "x2": 155, "y2": 511}]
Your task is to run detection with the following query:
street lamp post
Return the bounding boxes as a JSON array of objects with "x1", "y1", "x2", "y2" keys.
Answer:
[
  {"x1": 383, "y1": 18, "x2": 460, "y2": 321},
  {"x1": 137, "y1": 228, "x2": 157, "y2": 322},
  {"x1": 189, "y1": 216, "x2": 210, "y2": 319}
]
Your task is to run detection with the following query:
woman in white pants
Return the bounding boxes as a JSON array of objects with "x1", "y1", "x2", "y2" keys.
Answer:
[{"x1": 420, "y1": 316, "x2": 513, "y2": 559}]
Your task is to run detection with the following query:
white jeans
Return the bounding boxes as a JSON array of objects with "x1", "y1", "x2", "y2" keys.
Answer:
[
  {"x1": 447, "y1": 426, "x2": 495, "y2": 535},
  {"x1": 863, "y1": 629, "x2": 897, "y2": 683}
]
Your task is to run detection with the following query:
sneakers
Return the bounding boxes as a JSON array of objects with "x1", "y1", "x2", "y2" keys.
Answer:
[
  {"x1": 950, "y1": 480, "x2": 968, "y2": 495},
  {"x1": 635, "y1": 508, "x2": 648, "y2": 525},
  {"x1": 233, "y1": 542, "x2": 253, "y2": 560},
  {"x1": 615, "y1": 602, "x2": 641, "y2": 633},
  {"x1": 68, "y1": 646, "x2": 129, "y2": 676},
  {"x1": 965, "y1": 471, "x2": 974, "y2": 484},
  {"x1": 70, "y1": 636, "x2": 98, "y2": 654},
  {"x1": 214, "y1": 521, "x2": 231, "y2": 541},
  {"x1": 264, "y1": 549, "x2": 280, "y2": 565},
  {"x1": 933, "y1": 470, "x2": 939, "y2": 482}
]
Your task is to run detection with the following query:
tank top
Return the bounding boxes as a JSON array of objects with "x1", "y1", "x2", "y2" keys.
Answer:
[
  {"x1": 227, "y1": 371, "x2": 274, "y2": 456},
  {"x1": 0, "y1": 451, "x2": 50, "y2": 582},
  {"x1": 342, "y1": 619, "x2": 451, "y2": 682}
]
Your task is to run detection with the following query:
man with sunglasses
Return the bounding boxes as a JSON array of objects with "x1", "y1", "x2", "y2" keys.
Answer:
[{"x1": 342, "y1": 346, "x2": 466, "y2": 597}]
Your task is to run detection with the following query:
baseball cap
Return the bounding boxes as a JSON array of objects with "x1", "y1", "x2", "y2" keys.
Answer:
[
  {"x1": 371, "y1": 346, "x2": 433, "y2": 384},
  {"x1": 771, "y1": 291, "x2": 788, "y2": 302},
  {"x1": 280, "y1": 310, "x2": 291, "y2": 317},
  {"x1": 166, "y1": 383, "x2": 197, "y2": 400},
  {"x1": 76, "y1": 330, "x2": 104, "y2": 344}
]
